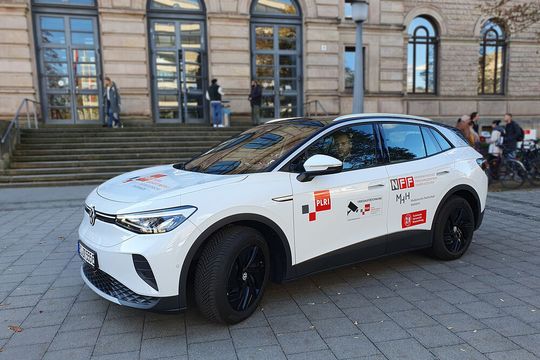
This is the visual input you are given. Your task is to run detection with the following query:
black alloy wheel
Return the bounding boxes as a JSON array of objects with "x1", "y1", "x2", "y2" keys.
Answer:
[
  {"x1": 226, "y1": 245, "x2": 266, "y2": 312},
  {"x1": 442, "y1": 207, "x2": 473, "y2": 254},
  {"x1": 430, "y1": 196, "x2": 475, "y2": 260},
  {"x1": 194, "y1": 226, "x2": 270, "y2": 324}
]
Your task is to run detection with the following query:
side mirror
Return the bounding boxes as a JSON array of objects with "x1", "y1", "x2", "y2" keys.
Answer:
[{"x1": 297, "y1": 154, "x2": 343, "y2": 182}]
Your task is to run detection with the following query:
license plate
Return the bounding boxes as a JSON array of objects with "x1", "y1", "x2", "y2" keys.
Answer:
[{"x1": 78, "y1": 241, "x2": 98, "y2": 268}]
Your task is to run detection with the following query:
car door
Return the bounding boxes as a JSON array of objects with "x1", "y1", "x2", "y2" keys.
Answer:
[
  {"x1": 380, "y1": 122, "x2": 455, "y2": 252},
  {"x1": 288, "y1": 123, "x2": 389, "y2": 266}
]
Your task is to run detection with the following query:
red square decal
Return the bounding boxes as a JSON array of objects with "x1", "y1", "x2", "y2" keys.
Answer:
[
  {"x1": 401, "y1": 210, "x2": 427, "y2": 228},
  {"x1": 314, "y1": 190, "x2": 331, "y2": 212},
  {"x1": 309, "y1": 212, "x2": 316, "y2": 222}
]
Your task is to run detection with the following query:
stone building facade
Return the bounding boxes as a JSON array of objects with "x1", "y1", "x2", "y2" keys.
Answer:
[{"x1": 0, "y1": 0, "x2": 539, "y2": 127}]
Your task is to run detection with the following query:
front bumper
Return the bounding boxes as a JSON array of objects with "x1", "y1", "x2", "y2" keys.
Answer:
[
  {"x1": 78, "y1": 205, "x2": 201, "y2": 311},
  {"x1": 81, "y1": 263, "x2": 180, "y2": 311}
]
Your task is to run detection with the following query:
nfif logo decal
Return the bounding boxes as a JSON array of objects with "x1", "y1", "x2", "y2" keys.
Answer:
[
  {"x1": 390, "y1": 176, "x2": 415, "y2": 191},
  {"x1": 302, "y1": 190, "x2": 332, "y2": 222}
]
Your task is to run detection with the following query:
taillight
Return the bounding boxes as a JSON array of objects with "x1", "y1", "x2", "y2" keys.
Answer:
[{"x1": 476, "y1": 158, "x2": 487, "y2": 170}]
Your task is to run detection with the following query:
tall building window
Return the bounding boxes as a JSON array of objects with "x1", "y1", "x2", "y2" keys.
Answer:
[
  {"x1": 251, "y1": 0, "x2": 302, "y2": 120},
  {"x1": 407, "y1": 16, "x2": 438, "y2": 94},
  {"x1": 344, "y1": 46, "x2": 366, "y2": 91},
  {"x1": 478, "y1": 19, "x2": 506, "y2": 95},
  {"x1": 344, "y1": 0, "x2": 352, "y2": 19}
]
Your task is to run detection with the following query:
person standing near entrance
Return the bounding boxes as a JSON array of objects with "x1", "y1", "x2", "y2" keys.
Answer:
[
  {"x1": 248, "y1": 80, "x2": 262, "y2": 125},
  {"x1": 103, "y1": 77, "x2": 122, "y2": 128},
  {"x1": 206, "y1": 79, "x2": 224, "y2": 127}
]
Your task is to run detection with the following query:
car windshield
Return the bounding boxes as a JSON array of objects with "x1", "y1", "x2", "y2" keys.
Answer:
[{"x1": 181, "y1": 120, "x2": 327, "y2": 175}]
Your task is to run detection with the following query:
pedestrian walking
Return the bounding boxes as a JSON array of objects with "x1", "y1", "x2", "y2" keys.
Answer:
[
  {"x1": 487, "y1": 120, "x2": 505, "y2": 178},
  {"x1": 470, "y1": 112, "x2": 480, "y2": 134},
  {"x1": 248, "y1": 80, "x2": 262, "y2": 125},
  {"x1": 206, "y1": 79, "x2": 224, "y2": 127},
  {"x1": 502, "y1": 113, "x2": 524, "y2": 159},
  {"x1": 469, "y1": 120, "x2": 481, "y2": 150},
  {"x1": 103, "y1": 76, "x2": 122, "y2": 128}
]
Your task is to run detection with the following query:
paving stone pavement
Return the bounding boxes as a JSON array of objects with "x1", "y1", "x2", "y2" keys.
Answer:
[{"x1": 0, "y1": 189, "x2": 539, "y2": 359}]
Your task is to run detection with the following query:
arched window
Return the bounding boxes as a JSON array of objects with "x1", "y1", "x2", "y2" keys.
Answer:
[
  {"x1": 478, "y1": 20, "x2": 506, "y2": 95},
  {"x1": 149, "y1": 0, "x2": 203, "y2": 11},
  {"x1": 33, "y1": 0, "x2": 95, "y2": 5},
  {"x1": 407, "y1": 16, "x2": 438, "y2": 94},
  {"x1": 252, "y1": 0, "x2": 300, "y2": 16}
]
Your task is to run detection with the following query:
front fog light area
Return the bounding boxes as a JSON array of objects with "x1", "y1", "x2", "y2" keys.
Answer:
[{"x1": 116, "y1": 206, "x2": 197, "y2": 234}]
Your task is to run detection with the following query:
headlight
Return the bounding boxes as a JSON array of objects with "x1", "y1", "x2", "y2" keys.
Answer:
[{"x1": 115, "y1": 206, "x2": 197, "y2": 234}]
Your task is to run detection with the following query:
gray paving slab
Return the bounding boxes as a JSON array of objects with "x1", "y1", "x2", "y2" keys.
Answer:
[{"x1": 0, "y1": 188, "x2": 538, "y2": 359}]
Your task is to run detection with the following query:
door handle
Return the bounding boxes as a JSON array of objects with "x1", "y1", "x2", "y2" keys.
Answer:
[
  {"x1": 368, "y1": 183, "x2": 385, "y2": 190},
  {"x1": 436, "y1": 170, "x2": 450, "y2": 176}
]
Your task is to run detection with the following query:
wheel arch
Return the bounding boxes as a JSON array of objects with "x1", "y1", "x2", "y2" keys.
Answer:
[
  {"x1": 178, "y1": 214, "x2": 293, "y2": 309},
  {"x1": 433, "y1": 184, "x2": 482, "y2": 233}
]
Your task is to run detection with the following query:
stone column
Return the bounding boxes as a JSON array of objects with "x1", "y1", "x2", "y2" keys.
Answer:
[
  {"x1": 0, "y1": 0, "x2": 36, "y2": 121},
  {"x1": 206, "y1": 14, "x2": 251, "y2": 116},
  {"x1": 99, "y1": 0, "x2": 151, "y2": 121}
]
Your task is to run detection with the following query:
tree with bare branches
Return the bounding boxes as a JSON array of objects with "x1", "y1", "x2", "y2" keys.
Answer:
[{"x1": 480, "y1": 0, "x2": 540, "y2": 35}]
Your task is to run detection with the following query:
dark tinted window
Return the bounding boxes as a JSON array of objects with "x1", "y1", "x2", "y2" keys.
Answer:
[
  {"x1": 291, "y1": 124, "x2": 378, "y2": 172},
  {"x1": 430, "y1": 128, "x2": 452, "y2": 151},
  {"x1": 243, "y1": 133, "x2": 283, "y2": 149},
  {"x1": 421, "y1": 126, "x2": 442, "y2": 155},
  {"x1": 382, "y1": 123, "x2": 426, "y2": 162},
  {"x1": 183, "y1": 121, "x2": 325, "y2": 174}
]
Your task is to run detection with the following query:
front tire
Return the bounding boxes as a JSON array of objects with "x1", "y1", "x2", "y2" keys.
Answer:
[
  {"x1": 194, "y1": 226, "x2": 270, "y2": 324},
  {"x1": 430, "y1": 196, "x2": 475, "y2": 260}
]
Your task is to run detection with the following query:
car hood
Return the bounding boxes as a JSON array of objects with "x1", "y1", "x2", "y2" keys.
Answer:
[{"x1": 96, "y1": 165, "x2": 247, "y2": 204}]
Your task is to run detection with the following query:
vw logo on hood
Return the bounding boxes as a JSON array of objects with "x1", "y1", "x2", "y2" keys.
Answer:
[{"x1": 89, "y1": 206, "x2": 96, "y2": 226}]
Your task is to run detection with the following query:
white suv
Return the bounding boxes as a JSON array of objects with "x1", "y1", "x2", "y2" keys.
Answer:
[{"x1": 79, "y1": 114, "x2": 488, "y2": 324}]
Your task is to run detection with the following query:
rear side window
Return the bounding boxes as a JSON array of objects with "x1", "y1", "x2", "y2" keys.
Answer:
[
  {"x1": 381, "y1": 123, "x2": 426, "y2": 162},
  {"x1": 430, "y1": 128, "x2": 452, "y2": 151},
  {"x1": 421, "y1": 126, "x2": 442, "y2": 155}
]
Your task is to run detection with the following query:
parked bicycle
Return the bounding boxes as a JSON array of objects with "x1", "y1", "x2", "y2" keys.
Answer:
[
  {"x1": 484, "y1": 151, "x2": 528, "y2": 189},
  {"x1": 518, "y1": 139, "x2": 540, "y2": 186}
]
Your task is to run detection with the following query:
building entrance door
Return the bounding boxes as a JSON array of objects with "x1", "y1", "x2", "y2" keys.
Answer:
[
  {"x1": 149, "y1": 20, "x2": 207, "y2": 123},
  {"x1": 35, "y1": 15, "x2": 101, "y2": 124},
  {"x1": 252, "y1": 24, "x2": 302, "y2": 121}
]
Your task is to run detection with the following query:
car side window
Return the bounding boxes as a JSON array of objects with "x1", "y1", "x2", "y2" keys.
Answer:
[
  {"x1": 430, "y1": 128, "x2": 452, "y2": 151},
  {"x1": 290, "y1": 124, "x2": 378, "y2": 172},
  {"x1": 382, "y1": 123, "x2": 427, "y2": 162},
  {"x1": 421, "y1": 126, "x2": 442, "y2": 156}
]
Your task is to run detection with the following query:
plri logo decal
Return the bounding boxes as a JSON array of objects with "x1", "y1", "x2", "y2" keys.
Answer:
[
  {"x1": 390, "y1": 176, "x2": 415, "y2": 191},
  {"x1": 302, "y1": 190, "x2": 332, "y2": 222}
]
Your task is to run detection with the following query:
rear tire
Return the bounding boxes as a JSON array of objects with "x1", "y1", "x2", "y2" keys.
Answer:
[
  {"x1": 430, "y1": 196, "x2": 475, "y2": 260},
  {"x1": 194, "y1": 226, "x2": 270, "y2": 324}
]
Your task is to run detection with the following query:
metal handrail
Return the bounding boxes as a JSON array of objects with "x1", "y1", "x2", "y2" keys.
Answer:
[
  {"x1": 304, "y1": 99, "x2": 329, "y2": 118},
  {"x1": 0, "y1": 98, "x2": 40, "y2": 162}
]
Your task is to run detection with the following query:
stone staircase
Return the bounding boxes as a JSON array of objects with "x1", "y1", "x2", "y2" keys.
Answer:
[{"x1": 0, "y1": 122, "x2": 251, "y2": 187}]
